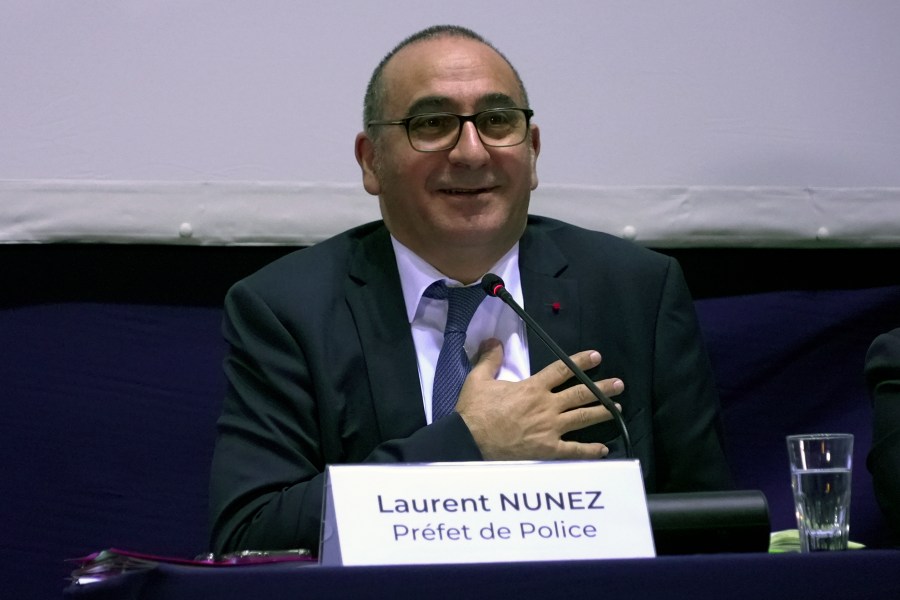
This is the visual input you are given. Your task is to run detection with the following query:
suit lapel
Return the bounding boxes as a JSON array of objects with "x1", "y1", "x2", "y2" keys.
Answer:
[
  {"x1": 519, "y1": 225, "x2": 581, "y2": 373},
  {"x1": 345, "y1": 226, "x2": 427, "y2": 440},
  {"x1": 342, "y1": 221, "x2": 581, "y2": 440}
]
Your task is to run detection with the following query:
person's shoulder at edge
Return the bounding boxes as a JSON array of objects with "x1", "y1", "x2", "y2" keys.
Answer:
[
  {"x1": 865, "y1": 327, "x2": 900, "y2": 396},
  {"x1": 865, "y1": 326, "x2": 900, "y2": 544},
  {"x1": 867, "y1": 327, "x2": 900, "y2": 361},
  {"x1": 228, "y1": 220, "x2": 388, "y2": 291}
]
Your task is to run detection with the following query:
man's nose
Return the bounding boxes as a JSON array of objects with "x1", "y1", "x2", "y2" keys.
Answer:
[{"x1": 448, "y1": 121, "x2": 491, "y2": 167}]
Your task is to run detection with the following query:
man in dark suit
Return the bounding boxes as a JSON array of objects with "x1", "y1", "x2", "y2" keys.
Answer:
[
  {"x1": 865, "y1": 327, "x2": 900, "y2": 543},
  {"x1": 209, "y1": 25, "x2": 732, "y2": 555}
]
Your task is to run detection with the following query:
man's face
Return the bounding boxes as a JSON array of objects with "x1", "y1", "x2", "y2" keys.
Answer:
[{"x1": 356, "y1": 36, "x2": 540, "y2": 275}]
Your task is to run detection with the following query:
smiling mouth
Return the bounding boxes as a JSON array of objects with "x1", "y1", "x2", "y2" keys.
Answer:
[{"x1": 440, "y1": 187, "x2": 495, "y2": 195}]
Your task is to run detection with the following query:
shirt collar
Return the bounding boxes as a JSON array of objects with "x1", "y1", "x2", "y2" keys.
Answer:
[{"x1": 391, "y1": 236, "x2": 521, "y2": 323}]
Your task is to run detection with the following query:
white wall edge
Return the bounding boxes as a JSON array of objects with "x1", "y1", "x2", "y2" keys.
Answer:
[{"x1": 1, "y1": 179, "x2": 899, "y2": 248}]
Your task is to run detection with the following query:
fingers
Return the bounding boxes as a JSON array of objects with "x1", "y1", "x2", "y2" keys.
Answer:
[
  {"x1": 555, "y1": 377, "x2": 626, "y2": 432},
  {"x1": 533, "y1": 349, "x2": 603, "y2": 389},
  {"x1": 599, "y1": 376, "x2": 626, "y2": 398},
  {"x1": 557, "y1": 403, "x2": 618, "y2": 436},
  {"x1": 473, "y1": 343, "x2": 624, "y2": 414},
  {"x1": 550, "y1": 370, "x2": 625, "y2": 413},
  {"x1": 469, "y1": 338, "x2": 503, "y2": 379},
  {"x1": 555, "y1": 440, "x2": 610, "y2": 460},
  {"x1": 533, "y1": 349, "x2": 621, "y2": 396},
  {"x1": 460, "y1": 342, "x2": 625, "y2": 461}
]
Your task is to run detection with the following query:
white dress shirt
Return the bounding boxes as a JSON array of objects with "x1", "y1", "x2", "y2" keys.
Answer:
[{"x1": 391, "y1": 236, "x2": 531, "y2": 424}]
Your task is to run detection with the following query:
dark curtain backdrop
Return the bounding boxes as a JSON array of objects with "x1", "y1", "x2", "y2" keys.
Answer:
[{"x1": 3, "y1": 244, "x2": 899, "y2": 599}]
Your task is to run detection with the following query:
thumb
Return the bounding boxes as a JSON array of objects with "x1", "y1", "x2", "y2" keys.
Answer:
[{"x1": 469, "y1": 338, "x2": 504, "y2": 380}]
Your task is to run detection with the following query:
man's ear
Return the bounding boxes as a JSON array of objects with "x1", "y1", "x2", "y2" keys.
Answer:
[
  {"x1": 355, "y1": 132, "x2": 381, "y2": 196},
  {"x1": 528, "y1": 123, "x2": 541, "y2": 191}
]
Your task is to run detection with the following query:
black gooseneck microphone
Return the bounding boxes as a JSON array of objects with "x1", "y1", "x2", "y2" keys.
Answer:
[
  {"x1": 480, "y1": 274, "x2": 775, "y2": 555},
  {"x1": 480, "y1": 273, "x2": 633, "y2": 459}
]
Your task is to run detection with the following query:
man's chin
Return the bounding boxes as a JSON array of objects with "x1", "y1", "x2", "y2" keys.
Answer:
[{"x1": 442, "y1": 217, "x2": 524, "y2": 249}]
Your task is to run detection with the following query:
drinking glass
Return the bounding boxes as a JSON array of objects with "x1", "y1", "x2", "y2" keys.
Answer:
[{"x1": 786, "y1": 433, "x2": 853, "y2": 552}]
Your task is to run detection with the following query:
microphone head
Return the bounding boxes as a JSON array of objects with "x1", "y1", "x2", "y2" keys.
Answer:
[{"x1": 481, "y1": 273, "x2": 505, "y2": 297}]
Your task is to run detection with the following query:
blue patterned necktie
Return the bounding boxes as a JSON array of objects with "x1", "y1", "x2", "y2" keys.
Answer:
[{"x1": 425, "y1": 280, "x2": 487, "y2": 421}]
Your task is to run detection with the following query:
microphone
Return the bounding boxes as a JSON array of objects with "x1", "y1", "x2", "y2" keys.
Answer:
[{"x1": 481, "y1": 273, "x2": 633, "y2": 458}]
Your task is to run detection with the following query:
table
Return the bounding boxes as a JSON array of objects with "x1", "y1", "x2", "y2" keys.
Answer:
[{"x1": 64, "y1": 549, "x2": 900, "y2": 600}]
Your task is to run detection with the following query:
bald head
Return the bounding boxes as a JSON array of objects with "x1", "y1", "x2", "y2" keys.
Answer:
[{"x1": 362, "y1": 25, "x2": 530, "y2": 128}]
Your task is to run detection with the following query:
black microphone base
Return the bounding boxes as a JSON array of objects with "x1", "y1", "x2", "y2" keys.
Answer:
[{"x1": 647, "y1": 490, "x2": 771, "y2": 555}]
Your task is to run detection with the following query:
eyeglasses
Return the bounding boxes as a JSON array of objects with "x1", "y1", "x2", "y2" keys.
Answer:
[{"x1": 367, "y1": 107, "x2": 534, "y2": 152}]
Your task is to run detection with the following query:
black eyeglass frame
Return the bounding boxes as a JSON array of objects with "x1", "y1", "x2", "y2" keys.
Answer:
[{"x1": 366, "y1": 107, "x2": 534, "y2": 152}]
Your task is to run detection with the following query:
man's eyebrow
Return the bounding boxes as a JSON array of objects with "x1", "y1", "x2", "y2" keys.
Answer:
[
  {"x1": 477, "y1": 92, "x2": 520, "y2": 110},
  {"x1": 405, "y1": 93, "x2": 521, "y2": 116},
  {"x1": 406, "y1": 96, "x2": 452, "y2": 116}
]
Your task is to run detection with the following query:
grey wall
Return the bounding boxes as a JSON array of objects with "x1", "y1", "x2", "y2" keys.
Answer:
[{"x1": 3, "y1": 1, "x2": 899, "y2": 187}]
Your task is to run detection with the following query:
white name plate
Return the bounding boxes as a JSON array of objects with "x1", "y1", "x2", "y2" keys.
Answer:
[{"x1": 319, "y1": 460, "x2": 654, "y2": 566}]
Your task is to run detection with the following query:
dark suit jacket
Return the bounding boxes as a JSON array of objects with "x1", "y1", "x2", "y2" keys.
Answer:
[
  {"x1": 209, "y1": 216, "x2": 733, "y2": 554},
  {"x1": 865, "y1": 327, "x2": 900, "y2": 542}
]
